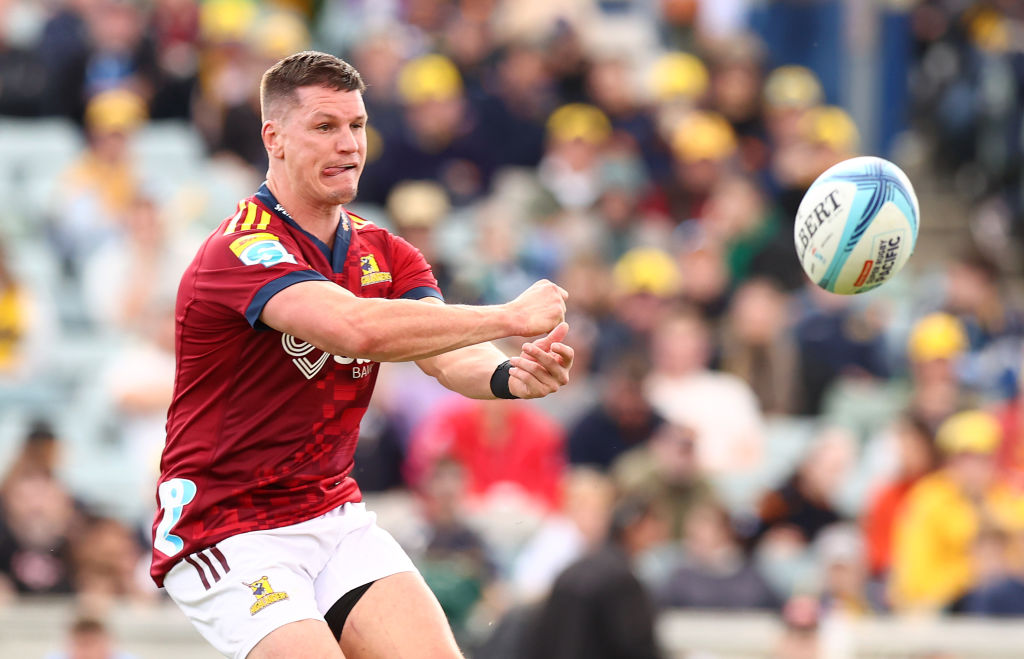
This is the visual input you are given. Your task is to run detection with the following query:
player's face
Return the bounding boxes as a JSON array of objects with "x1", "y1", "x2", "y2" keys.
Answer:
[{"x1": 280, "y1": 86, "x2": 368, "y2": 207}]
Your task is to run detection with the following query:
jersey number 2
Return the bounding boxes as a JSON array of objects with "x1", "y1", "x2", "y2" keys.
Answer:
[{"x1": 155, "y1": 478, "x2": 197, "y2": 557}]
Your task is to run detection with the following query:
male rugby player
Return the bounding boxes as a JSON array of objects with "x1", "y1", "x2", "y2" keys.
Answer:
[{"x1": 151, "y1": 51, "x2": 573, "y2": 659}]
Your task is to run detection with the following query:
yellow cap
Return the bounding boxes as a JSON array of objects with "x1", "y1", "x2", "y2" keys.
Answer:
[
  {"x1": 397, "y1": 54, "x2": 463, "y2": 104},
  {"x1": 387, "y1": 181, "x2": 450, "y2": 228},
  {"x1": 249, "y1": 11, "x2": 311, "y2": 59},
  {"x1": 650, "y1": 52, "x2": 709, "y2": 102},
  {"x1": 200, "y1": 0, "x2": 258, "y2": 44},
  {"x1": 546, "y1": 103, "x2": 612, "y2": 144},
  {"x1": 612, "y1": 247, "x2": 681, "y2": 297},
  {"x1": 670, "y1": 111, "x2": 737, "y2": 163},
  {"x1": 907, "y1": 313, "x2": 968, "y2": 363},
  {"x1": 937, "y1": 410, "x2": 1002, "y2": 455},
  {"x1": 801, "y1": 105, "x2": 859, "y2": 152},
  {"x1": 764, "y1": 65, "x2": 823, "y2": 110},
  {"x1": 84, "y1": 88, "x2": 148, "y2": 133}
]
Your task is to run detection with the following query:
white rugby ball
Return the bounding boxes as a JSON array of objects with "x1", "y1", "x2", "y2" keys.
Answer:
[{"x1": 794, "y1": 156, "x2": 919, "y2": 294}]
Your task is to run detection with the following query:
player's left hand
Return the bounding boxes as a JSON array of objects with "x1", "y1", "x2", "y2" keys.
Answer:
[{"x1": 508, "y1": 322, "x2": 574, "y2": 399}]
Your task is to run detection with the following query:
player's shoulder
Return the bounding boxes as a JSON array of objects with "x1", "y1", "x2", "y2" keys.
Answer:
[
  {"x1": 346, "y1": 209, "x2": 383, "y2": 234},
  {"x1": 199, "y1": 197, "x2": 297, "y2": 265}
]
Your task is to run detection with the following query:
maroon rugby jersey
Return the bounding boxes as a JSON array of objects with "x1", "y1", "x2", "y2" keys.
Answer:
[{"x1": 150, "y1": 183, "x2": 441, "y2": 585}]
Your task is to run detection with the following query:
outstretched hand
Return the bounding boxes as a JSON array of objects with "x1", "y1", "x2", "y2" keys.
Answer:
[{"x1": 508, "y1": 322, "x2": 574, "y2": 399}]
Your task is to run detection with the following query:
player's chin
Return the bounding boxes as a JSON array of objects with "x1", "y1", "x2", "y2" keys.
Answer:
[{"x1": 321, "y1": 182, "x2": 358, "y2": 206}]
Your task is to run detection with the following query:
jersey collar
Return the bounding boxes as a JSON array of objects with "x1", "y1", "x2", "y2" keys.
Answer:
[{"x1": 254, "y1": 182, "x2": 353, "y2": 273}]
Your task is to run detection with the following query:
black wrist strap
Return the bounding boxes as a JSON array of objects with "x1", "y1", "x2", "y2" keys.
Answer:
[{"x1": 490, "y1": 359, "x2": 519, "y2": 399}]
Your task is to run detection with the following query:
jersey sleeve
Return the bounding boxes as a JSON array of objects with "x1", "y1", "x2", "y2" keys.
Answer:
[
  {"x1": 194, "y1": 228, "x2": 328, "y2": 327},
  {"x1": 386, "y1": 233, "x2": 444, "y2": 301}
]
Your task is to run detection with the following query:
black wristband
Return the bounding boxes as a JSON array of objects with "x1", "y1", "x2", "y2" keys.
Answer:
[{"x1": 490, "y1": 359, "x2": 519, "y2": 399}]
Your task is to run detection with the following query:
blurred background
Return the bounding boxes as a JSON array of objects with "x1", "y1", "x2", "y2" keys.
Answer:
[{"x1": 0, "y1": 0, "x2": 1023, "y2": 657}]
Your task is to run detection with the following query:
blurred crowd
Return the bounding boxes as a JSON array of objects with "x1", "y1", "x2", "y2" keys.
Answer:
[{"x1": 1, "y1": 0, "x2": 1024, "y2": 657}]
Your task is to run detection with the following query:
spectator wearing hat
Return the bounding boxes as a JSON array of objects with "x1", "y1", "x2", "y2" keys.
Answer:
[
  {"x1": 538, "y1": 102, "x2": 614, "y2": 211},
  {"x1": 649, "y1": 52, "x2": 709, "y2": 173},
  {"x1": 54, "y1": 88, "x2": 148, "y2": 279},
  {"x1": 360, "y1": 54, "x2": 492, "y2": 205},
  {"x1": 656, "y1": 110, "x2": 738, "y2": 223},
  {"x1": 589, "y1": 246, "x2": 681, "y2": 373},
  {"x1": 904, "y1": 312, "x2": 977, "y2": 429},
  {"x1": 889, "y1": 410, "x2": 1024, "y2": 612}
]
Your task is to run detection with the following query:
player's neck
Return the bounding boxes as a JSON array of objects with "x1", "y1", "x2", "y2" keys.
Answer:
[{"x1": 266, "y1": 176, "x2": 342, "y2": 245}]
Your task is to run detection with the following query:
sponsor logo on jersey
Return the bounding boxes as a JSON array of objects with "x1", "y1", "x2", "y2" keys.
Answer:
[
  {"x1": 229, "y1": 232, "x2": 297, "y2": 268},
  {"x1": 282, "y1": 333, "x2": 374, "y2": 379},
  {"x1": 244, "y1": 576, "x2": 289, "y2": 615},
  {"x1": 360, "y1": 254, "x2": 392, "y2": 286}
]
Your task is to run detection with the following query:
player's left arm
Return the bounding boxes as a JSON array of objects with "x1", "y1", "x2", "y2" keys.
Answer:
[{"x1": 414, "y1": 298, "x2": 574, "y2": 400}]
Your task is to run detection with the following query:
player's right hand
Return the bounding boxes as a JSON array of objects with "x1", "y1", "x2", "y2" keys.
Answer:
[{"x1": 507, "y1": 279, "x2": 568, "y2": 337}]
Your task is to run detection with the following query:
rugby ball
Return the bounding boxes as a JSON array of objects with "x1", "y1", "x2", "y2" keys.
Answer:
[{"x1": 794, "y1": 156, "x2": 919, "y2": 294}]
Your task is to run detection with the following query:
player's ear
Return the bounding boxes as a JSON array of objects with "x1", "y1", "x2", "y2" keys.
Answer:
[{"x1": 262, "y1": 120, "x2": 284, "y2": 159}]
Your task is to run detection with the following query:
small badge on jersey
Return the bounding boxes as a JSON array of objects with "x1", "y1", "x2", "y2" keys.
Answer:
[
  {"x1": 360, "y1": 254, "x2": 392, "y2": 286},
  {"x1": 244, "y1": 576, "x2": 289, "y2": 615},
  {"x1": 230, "y1": 233, "x2": 297, "y2": 268}
]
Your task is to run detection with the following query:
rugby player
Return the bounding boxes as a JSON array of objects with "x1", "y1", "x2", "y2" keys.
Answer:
[{"x1": 151, "y1": 51, "x2": 573, "y2": 659}]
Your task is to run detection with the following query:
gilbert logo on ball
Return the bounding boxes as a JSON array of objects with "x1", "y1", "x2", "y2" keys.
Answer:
[{"x1": 795, "y1": 156, "x2": 919, "y2": 294}]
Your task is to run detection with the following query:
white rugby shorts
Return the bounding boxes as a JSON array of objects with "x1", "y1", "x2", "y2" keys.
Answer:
[{"x1": 163, "y1": 501, "x2": 417, "y2": 659}]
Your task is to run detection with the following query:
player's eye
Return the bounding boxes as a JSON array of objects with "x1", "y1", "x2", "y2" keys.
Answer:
[
  {"x1": 316, "y1": 123, "x2": 331, "y2": 132},
  {"x1": 350, "y1": 123, "x2": 364, "y2": 130}
]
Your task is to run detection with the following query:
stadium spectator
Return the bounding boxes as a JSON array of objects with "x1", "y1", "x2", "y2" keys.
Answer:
[
  {"x1": 719, "y1": 277, "x2": 801, "y2": 415},
  {"x1": 0, "y1": 470, "x2": 77, "y2": 595},
  {"x1": 657, "y1": 499, "x2": 779, "y2": 611},
  {"x1": 612, "y1": 421, "x2": 714, "y2": 541},
  {"x1": 44, "y1": 615, "x2": 138, "y2": 659},
  {"x1": 511, "y1": 467, "x2": 616, "y2": 602},
  {"x1": 943, "y1": 250, "x2": 1024, "y2": 400},
  {"x1": 72, "y1": 517, "x2": 154, "y2": 607},
  {"x1": 703, "y1": 174, "x2": 803, "y2": 291},
  {"x1": 591, "y1": 247, "x2": 681, "y2": 373},
  {"x1": 567, "y1": 354, "x2": 663, "y2": 469},
  {"x1": 361, "y1": 54, "x2": 491, "y2": 205},
  {"x1": 520, "y1": 494, "x2": 666, "y2": 659},
  {"x1": 862, "y1": 413, "x2": 941, "y2": 578},
  {"x1": 961, "y1": 527, "x2": 1024, "y2": 617},
  {"x1": 405, "y1": 397, "x2": 566, "y2": 513},
  {"x1": 753, "y1": 427, "x2": 855, "y2": 547},
  {"x1": 659, "y1": 110, "x2": 738, "y2": 223},
  {"x1": 773, "y1": 594, "x2": 821, "y2": 659},
  {"x1": 0, "y1": 248, "x2": 35, "y2": 380},
  {"x1": 889, "y1": 410, "x2": 1024, "y2": 612},
  {"x1": 537, "y1": 102, "x2": 614, "y2": 211},
  {"x1": 410, "y1": 458, "x2": 498, "y2": 645},
  {"x1": 903, "y1": 312, "x2": 975, "y2": 428},
  {"x1": 52, "y1": 88, "x2": 147, "y2": 280},
  {"x1": 646, "y1": 307, "x2": 765, "y2": 474},
  {"x1": 0, "y1": 420, "x2": 62, "y2": 491},
  {"x1": 814, "y1": 523, "x2": 885, "y2": 616},
  {"x1": 792, "y1": 283, "x2": 890, "y2": 415}
]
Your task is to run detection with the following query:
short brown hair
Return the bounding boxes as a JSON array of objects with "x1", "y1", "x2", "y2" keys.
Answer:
[{"x1": 260, "y1": 51, "x2": 366, "y2": 120}]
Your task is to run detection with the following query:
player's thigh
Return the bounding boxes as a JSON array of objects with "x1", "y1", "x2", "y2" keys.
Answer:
[
  {"x1": 340, "y1": 571, "x2": 462, "y2": 659},
  {"x1": 248, "y1": 619, "x2": 344, "y2": 659}
]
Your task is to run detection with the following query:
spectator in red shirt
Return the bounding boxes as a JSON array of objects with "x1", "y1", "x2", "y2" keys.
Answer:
[{"x1": 406, "y1": 398, "x2": 566, "y2": 512}]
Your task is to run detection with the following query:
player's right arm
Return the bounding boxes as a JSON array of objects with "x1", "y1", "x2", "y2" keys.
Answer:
[{"x1": 259, "y1": 278, "x2": 567, "y2": 363}]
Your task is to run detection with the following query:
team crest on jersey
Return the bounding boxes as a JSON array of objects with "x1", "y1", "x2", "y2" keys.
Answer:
[
  {"x1": 229, "y1": 233, "x2": 297, "y2": 268},
  {"x1": 244, "y1": 576, "x2": 289, "y2": 615},
  {"x1": 360, "y1": 254, "x2": 392, "y2": 286}
]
